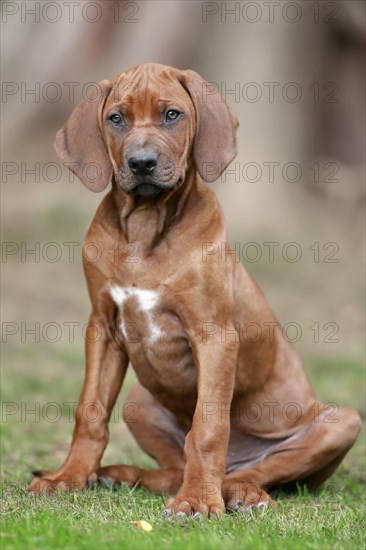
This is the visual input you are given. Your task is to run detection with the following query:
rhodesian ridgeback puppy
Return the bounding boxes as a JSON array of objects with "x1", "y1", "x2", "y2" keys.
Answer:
[{"x1": 28, "y1": 63, "x2": 361, "y2": 517}]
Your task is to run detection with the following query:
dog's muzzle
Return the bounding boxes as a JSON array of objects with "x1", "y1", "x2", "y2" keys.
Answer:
[{"x1": 126, "y1": 152, "x2": 164, "y2": 196}]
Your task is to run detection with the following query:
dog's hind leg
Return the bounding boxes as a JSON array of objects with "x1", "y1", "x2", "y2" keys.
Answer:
[
  {"x1": 223, "y1": 406, "x2": 361, "y2": 512},
  {"x1": 98, "y1": 383, "x2": 186, "y2": 494}
]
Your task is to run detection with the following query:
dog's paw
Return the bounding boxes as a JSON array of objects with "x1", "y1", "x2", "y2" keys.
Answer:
[
  {"x1": 27, "y1": 472, "x2": 95, "y2": 495},
  {"x1": 225, "y1": 482, "x2": 276, "y2": 513},
  {"x1": 163, "y1": 494, "x2": 225, "y2": 519}
]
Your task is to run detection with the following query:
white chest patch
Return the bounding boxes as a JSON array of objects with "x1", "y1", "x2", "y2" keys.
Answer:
[{"x1": 110, "y1": 285, "x2": 162, "y2": 343}]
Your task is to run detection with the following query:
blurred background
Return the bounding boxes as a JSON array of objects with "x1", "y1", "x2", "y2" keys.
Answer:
[{"x1": 1, "y1": 1, "x2": 365, "y2": 479}]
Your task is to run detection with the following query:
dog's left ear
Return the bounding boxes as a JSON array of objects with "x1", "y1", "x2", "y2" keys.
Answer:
[{"x1": 179, "y1": 70, "x2": 239, "y2": 182}]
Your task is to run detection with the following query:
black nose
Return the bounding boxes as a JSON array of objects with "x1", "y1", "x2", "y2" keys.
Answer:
[{"x1": 128, "y1": 154, "x2": 157, "y2": 176}]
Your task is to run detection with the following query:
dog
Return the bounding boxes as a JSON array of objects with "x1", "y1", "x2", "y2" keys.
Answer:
[{"x1": 28, "y1": 63, "x2": 361, "y2": 517}]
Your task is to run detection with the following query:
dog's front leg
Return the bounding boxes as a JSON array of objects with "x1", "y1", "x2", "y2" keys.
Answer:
[
  {"x1": 165, "y1": 327, "x2": 238, "y2": 518},
  {"x1": 28, "y1": 314, "x2": 128, "y2": 494}
]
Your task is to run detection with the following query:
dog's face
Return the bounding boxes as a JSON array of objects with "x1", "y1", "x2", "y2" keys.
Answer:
[
  {"x1": 103, "y1": 65, "x2": 195, "y2": 197},
  {"x1": 54, "y1": 63, "x2": 238, "y2": 193}
]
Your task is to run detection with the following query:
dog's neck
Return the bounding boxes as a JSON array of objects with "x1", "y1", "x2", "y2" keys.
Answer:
[{"x1": 111, "y1": 165, "x2": 197, "y2": 249}]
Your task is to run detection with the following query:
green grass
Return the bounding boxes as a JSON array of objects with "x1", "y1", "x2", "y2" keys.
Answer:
[
  {"x1": 1, "y1": 341, "x2": 365, "y2": 549},
  {"x1": 1, "y1": 478, "x2": 365, "y2": 550}
]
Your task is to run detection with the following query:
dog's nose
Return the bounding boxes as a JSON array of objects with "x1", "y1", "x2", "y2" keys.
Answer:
[{"x1": 128, "y1": 154, "x2": 157, "y2": 176}]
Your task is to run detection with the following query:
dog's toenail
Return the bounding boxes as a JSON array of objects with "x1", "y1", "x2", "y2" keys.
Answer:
[
  {"x1": 97, "y1": 476, "x2": 116, "y2": 490},
  {"x1": 193, "y1": 512, "x2": 202, "y2": 521},
  {"x1": 227, "y1": 499, "x2": 244, "y2": 513},
  {"x1": 162, "y1": 508, "x2": 172, "y2": 517}
]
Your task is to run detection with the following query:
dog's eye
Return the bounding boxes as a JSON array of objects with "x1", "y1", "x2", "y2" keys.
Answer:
[
  {"x1": 165, "y1": 109, "x2": 180, "y2": 122},
  {"x1": 109, "y1": 113, "x2": 123, "y2": 125}
]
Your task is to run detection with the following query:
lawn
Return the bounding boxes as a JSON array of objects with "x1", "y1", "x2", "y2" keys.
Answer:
[
  {"x1": 1, "y1": 481, "x2": 364, "y2": 550},
  {"x1": 1, "y1": 343, "x2": 365, "y2": 549}
]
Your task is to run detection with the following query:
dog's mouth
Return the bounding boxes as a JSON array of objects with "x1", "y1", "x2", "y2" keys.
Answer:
[
  {"x1": 131, "y1": 183, "x2": 163, "y2": 197},
  {"x1": 125, "y1": 175, "x2": 183, "y2": 198}
]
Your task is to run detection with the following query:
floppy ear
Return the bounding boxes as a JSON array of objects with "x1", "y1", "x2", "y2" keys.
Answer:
[
  {"x1": 179, "y1": 70, "x2": 239, "y2": 182},
  {"x1": 54, "y1": 79, "x2": 113, "y2": 192}
]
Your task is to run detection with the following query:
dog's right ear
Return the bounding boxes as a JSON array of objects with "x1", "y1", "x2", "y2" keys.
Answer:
[{"x1": 54, "y1": 80, "x2": 113, "y2": 192}]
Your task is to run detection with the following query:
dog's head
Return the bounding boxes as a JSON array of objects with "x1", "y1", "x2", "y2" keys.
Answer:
[{"x1": 55, "y1": 63, "x2": 239, "y2": 195}]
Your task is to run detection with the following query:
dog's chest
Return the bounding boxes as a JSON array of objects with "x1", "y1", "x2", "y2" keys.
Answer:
[
  {"x1": 109, "y1": 285, "x2": 197, "y2": 396},
  {"x1": 110, "y1": 285, "x2": 162, "y2": 343}
]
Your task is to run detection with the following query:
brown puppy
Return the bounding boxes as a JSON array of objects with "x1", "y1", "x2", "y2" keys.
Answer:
[{"x1": 28, "y1": 63, "x2": 361, "y2": 517}]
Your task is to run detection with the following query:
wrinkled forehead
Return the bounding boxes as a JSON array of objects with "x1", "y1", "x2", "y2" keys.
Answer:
[{"x1": 105, "y1": 65, "x2": 192, "y2": 115}]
